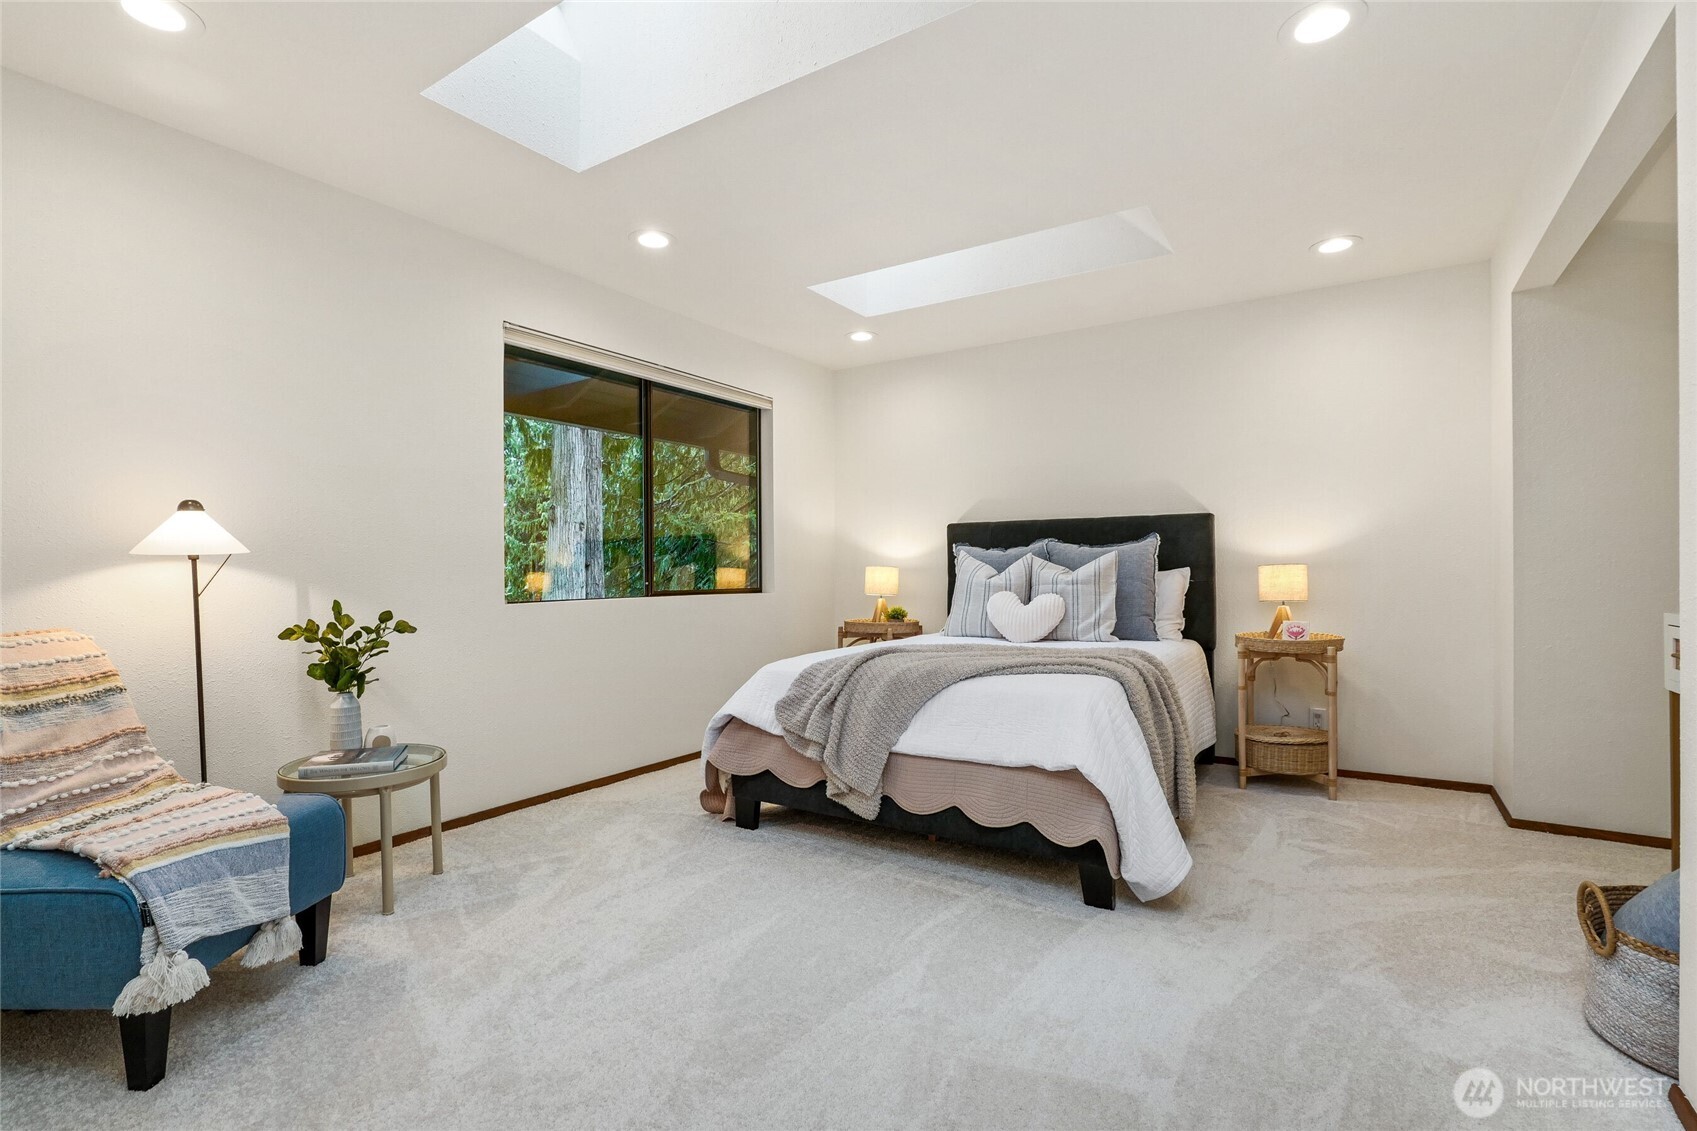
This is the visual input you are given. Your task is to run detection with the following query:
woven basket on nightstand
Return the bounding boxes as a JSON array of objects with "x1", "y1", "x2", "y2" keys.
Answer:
[
  {"x1": 1233, "y1": 631, "x2": 1345, "y2": 655},
  {"x1": 1242, "y1": 724, "x2": 1330, "y2": 776}
]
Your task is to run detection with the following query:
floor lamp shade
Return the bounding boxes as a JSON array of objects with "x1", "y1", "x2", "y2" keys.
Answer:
[
  {"x1": 131, "y1": 500, "x2": 249, "y2": 557},
  {"x1": 131, "y1": 501, "x2": 248, "y2": 784}
]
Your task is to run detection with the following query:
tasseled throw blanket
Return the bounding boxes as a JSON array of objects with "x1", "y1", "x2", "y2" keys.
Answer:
[
  {"x1": 775, "y1": 644, "x2": 1195, "y2": 822},
  {"x1": 0, "y1": 630, "x2": 300, "y2": 1016}
]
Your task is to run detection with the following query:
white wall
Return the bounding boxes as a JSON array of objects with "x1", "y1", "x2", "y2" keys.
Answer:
[
  {"x1": 1510, "y1": 225, "x2": 1679, "y2": 836},
  {"x1": 1490, "y1": 3, "x2": 1674, "y2": 817},
  {"x1": 830, "y1": 264, "x2": 1497, "y2": 783},
  {"x1": 1489, "y1": 262, "x2": 1519, "y2": 810},
  {"x1": 0, "y1": 74, "x2": 838, "y2": 842},
  {"x1": 1675, "y1": 0, "x2": 1696, "y2": 1089}
]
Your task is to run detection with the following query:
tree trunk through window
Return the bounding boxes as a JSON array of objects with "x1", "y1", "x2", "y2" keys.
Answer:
[
  {"x1": 585, "y1": 431, "x2": 604, "y2": 598},
  {"x1": 545, "y1": 424, "x2": 605, "y2": 599}
]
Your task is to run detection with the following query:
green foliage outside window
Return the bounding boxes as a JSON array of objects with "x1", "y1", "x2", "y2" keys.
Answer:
[
  {"x1": 502, "y1": 415, "x2": 644, "y2": 602},
  {"x1": 502, "y1": 405, "x2": 759, "y2": 603},
  {"x1": 651, "y1": 438, "x2": 759, "y2": 593}
]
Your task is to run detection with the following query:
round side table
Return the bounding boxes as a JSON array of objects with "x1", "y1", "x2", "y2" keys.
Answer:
[
  {"x1": 278, "y1": 744, "x2": 446, "y2": 915},
  {"x1": 1235, "y1": 632, "x2": 1344, "y2": 799}
]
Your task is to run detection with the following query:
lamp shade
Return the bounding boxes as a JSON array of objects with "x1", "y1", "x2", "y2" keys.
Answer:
[
  {"x1": 864, "y1": 565, "x2": 899, "y2": 597},
  {"x1": 131, "y1": 500, "x2": 249, "y2": 556},
  {"x1": 1257, "y1": 563, "x2": 1309, "y2": 603}
]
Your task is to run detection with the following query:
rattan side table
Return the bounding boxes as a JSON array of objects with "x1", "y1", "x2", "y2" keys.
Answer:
[
  {"x1": 838, "y1": 620, "x2": 924, "y2": 647},
  {"x1": 1235, "y1": 631, "x2": 1344, "y2": 799}
]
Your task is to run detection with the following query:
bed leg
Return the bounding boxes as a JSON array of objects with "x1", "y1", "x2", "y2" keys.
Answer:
[
  {"x1": 1079, "y1": 859, "x2": 1116, "y2": 910},
  {"x1": 734, "y1": 794, "x2": 761, "y2": 830}
]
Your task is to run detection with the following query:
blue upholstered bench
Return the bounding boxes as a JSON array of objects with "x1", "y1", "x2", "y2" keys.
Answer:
[{"x1": 1, "y1": 792, "x2": 346, "y2": 1089}]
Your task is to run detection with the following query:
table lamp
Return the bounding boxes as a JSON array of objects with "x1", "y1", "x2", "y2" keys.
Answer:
[
  {"x1": 864, "y1": 565, "x2": 899, "y2": 622},
  {"x1": 1257, "y1": 563, "x2": 1309, "y2": 638},
  {"x1": 131, "y1": 500, "x2": 249, "y2": 783}
]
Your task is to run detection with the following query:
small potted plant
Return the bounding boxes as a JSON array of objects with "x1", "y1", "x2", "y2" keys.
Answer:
[
  {"x1": 887, "y1": 606, "x2": 908, "y2": 623},
  {"x1": 278, "y1": 601, "x2": 417, "y2": 749}
]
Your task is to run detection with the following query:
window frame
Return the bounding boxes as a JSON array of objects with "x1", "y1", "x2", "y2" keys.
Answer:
[{"x1": 502, "y1": 339, "x2": 764, "y2": 602}]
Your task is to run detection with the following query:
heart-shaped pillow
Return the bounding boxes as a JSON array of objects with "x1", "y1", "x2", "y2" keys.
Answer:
[{"x1": 986, "y1": 591, "x2": 1065, "y2": 643}]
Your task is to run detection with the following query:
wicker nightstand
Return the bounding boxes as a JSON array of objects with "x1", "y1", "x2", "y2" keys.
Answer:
[
  {"x1": 838, "y1": 619, "x2": 923, "y2": 647},
  {"x1": 1235, "y1": 631, "x2": 1345, "y2": 799}
]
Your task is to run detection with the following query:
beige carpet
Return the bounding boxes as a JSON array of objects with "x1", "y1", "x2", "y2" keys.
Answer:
[{"x1": 1, "y1": 763, "x2": 1678, "y2": 1130}]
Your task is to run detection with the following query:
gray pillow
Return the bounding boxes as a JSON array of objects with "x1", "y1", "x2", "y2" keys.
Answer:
[
  {"x1": 1031, "y1": 553, "x2": 1118, "y2": 642},
  {"x1": 953, "y1": 541, "x2": 1046, "y2": 574},
  {"x1": 945, "y1": 551, "x2": 1035, "y2": 638},
  {"x1": 1041, "y1": 534, "x2": 1160, "y2": 641}
]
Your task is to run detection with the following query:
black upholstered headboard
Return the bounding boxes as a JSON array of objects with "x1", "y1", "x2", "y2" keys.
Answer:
[{"x1": 944, "y1": 513, "x2": 1217, "y2": 661}]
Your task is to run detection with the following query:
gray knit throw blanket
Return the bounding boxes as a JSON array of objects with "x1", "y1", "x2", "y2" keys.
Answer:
[{"x1": 774, "y1": 644, "x2": 1194, "y2": 823}]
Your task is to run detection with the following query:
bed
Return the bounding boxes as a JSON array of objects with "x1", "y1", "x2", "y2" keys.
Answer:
[{"x1": 699, "y1": 513, "x2": 1217, "y2": 909}]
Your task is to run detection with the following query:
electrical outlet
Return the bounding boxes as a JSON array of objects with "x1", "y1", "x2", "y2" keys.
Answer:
[{"x1": 1309, "y1": 706, "x2": 1329, "y2": 730}]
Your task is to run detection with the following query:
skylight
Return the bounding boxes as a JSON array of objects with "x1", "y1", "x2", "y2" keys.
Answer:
[
  {"x1": 424, "y1": 1, "x2": 969, "y2": 172},
  {"x1": 809, "y1": 208, "x2": 1173, "y2": 317}
]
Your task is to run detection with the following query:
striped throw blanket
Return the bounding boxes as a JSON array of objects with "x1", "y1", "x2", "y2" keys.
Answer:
[{"x1": 0, "y1": 630, "x2": 300, "y2": 1015}]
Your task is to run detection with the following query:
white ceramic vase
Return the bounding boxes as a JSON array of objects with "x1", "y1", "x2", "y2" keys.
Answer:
[{"x1": 328, "y1": 691, "x2": 362, "y2": 750}]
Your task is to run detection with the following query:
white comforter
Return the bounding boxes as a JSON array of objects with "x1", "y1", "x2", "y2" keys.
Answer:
[{"x1": 704, "y1": 634, "x2": 1217, "y2": 901}]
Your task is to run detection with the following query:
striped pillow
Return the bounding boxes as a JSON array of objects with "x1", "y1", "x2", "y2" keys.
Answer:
[
  {"x1": 945, "y1": 551, "x2": 1034, "y2": 638},
  {"x1": 1043, "y1": 534, "x2": 1159, "y2": 641},
  {"x1": 1031, "y1": 552, "x2": 1119, "y2": 642}
]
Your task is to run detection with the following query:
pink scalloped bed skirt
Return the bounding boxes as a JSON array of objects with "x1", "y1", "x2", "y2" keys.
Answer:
[{"x1": 700, "y1": 718, "x2": 1123, "y2": 878}]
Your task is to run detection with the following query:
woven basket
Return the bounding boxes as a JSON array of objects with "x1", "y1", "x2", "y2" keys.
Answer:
[
  {"x1": 1235, "y1": 631, "x2": 1345, "y2": 656},
  {"x1": 1243, "y1": 724, "x2": 1329, "y2": 776},
  {"x1": 1576, "y1": 881, "x2": 1679, "y2": 1077}
]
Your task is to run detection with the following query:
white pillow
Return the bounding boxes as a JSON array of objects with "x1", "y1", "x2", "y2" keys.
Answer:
[
  {"x1": 986, "y1": 591, "x2": 1066, "y2": 643},
  {"x1": 945, "y1": 551, "x2": 1035, "y2": 637},
  {"x1": 1031, "y1": 552, "x2": 1118, "y2": 642},
  {"x1": 1155, "y1": 566, "x2": 1190, "y2": 642}
]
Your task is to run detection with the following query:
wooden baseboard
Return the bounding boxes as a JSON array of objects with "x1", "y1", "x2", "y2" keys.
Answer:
[
  {"x1": 351, "y1": 752, "x2": 699, "y2": 858},
  {"x1": 1212, "y1": 757, "x2": 1671, "y2": 850},
  {"x1": 1338, "y1": 767, "x2": 1491, "y2": 794},
  {"x1": 354, "y1": 748, "x2": 1671, "y2": 857},
  {"x1": 1672, "y1": 1084, "x2": 1696, "y2": 1130},
  {"x1": 1482, "y1": 788, "x2": 1670, "y2": 849}
]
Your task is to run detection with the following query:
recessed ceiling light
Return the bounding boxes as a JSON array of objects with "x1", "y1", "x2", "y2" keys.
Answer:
[
  {"x1": 1312, "y1": 235, "x2": 1362, "y2": 255},
  {"x1": 1280, "y1": 2, "x2": 1365, "y2": 46},
  {"x1": 633, "y1": 229, "x2": 671, "y2": 250},
  {"x1": 847, "y1": 330, "x2": 875, "y2": 343},
  {"x1": 120, "y1": 0, "x2": 204, "y2": 34}
]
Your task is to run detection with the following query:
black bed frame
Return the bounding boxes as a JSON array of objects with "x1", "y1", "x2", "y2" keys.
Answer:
[{"x1": 731, "y1": 512, "x2": 1216, "y2": 910}]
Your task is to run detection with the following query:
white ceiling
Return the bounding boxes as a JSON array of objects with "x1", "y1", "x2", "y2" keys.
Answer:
[
  {"x1": 426, "y1": 1, "x2": 970, "y2": 172},
  {"x1": 1, "y1": 2, "x2": 1602, "y2": 370},
  {"x1": 1612, "y1": 137, "x2": 1677, "y2": 229}
]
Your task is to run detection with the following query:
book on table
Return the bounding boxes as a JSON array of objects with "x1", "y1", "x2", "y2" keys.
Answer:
[{"x1": 294, "y1": 744, "x2": 411, "y2": 779}]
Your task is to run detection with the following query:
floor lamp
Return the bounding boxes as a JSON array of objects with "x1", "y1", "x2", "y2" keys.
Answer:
[{"x1": 131, "y1": 500, "x2": 249, "y2": 784}]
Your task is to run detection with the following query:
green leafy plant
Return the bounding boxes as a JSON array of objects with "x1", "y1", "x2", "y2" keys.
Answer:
[
  {"x1": 886, "y1": 606, "x2": 908, "y2": 623},
  {"x1": 277, "y1": 600, "x2": 417, "y2": 697}
]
